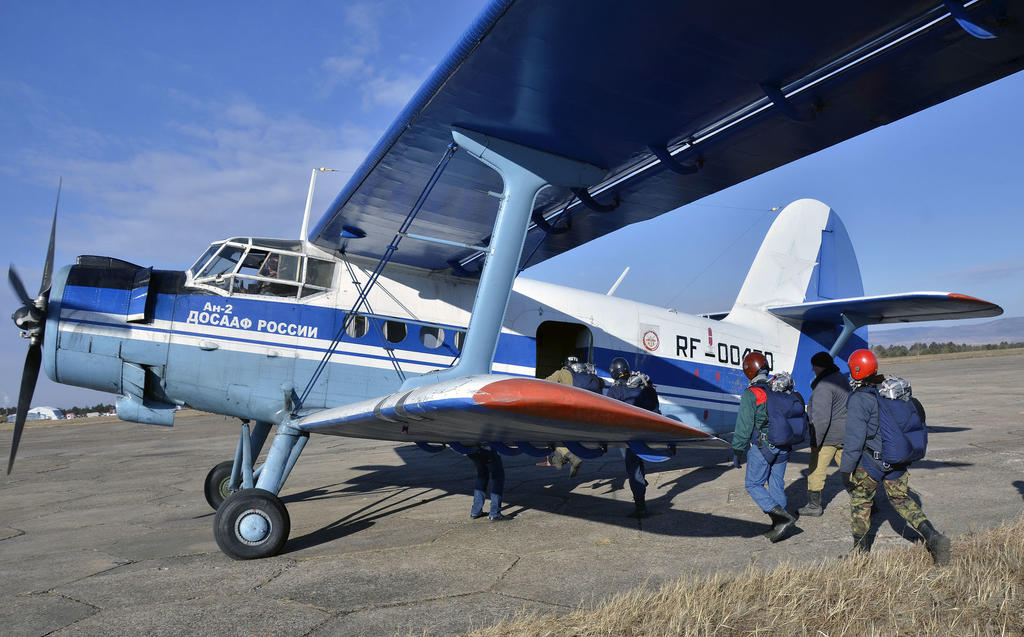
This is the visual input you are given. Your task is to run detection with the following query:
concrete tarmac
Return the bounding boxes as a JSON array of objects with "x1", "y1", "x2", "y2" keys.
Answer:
[{"x1": 2, "y1": 352, "x2": 1023, "y2": 636}]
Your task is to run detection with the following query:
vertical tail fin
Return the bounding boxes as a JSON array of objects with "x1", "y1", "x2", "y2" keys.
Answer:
[
  {"x1": 725, "y1": 199, "x2": 866, "y2": 396},
  {"x1": 728, "y1": 198, "x2": 863, "y2": 323}
]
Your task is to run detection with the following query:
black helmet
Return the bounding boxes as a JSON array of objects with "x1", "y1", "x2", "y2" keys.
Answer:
[{"x1": 609, "y1": 357, "x2": 630, "y2": 380}]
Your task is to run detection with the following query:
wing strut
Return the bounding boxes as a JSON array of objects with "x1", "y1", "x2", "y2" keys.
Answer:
[
  {"x1": 400, "y1": 126, "x2": 605, "y2": 390},
  {"x1": 294, "y1": 143, "x2": 459, "y2": 411}
]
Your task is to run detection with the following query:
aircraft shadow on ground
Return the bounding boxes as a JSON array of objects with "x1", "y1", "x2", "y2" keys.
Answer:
[{"x1": 282, "y1": 445, "x2": 777, "y2": 552}]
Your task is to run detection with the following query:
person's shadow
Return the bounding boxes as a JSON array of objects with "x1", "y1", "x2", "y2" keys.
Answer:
[{"x1": 1013, "y1": 480, "x2": 1024, "y2": 501}]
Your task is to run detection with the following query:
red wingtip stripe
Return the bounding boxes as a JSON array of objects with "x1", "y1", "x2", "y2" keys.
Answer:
[
  {"x1": 472, "y1": 378, "x2": 711, "y2": 438},
  {"x1": 947, "y1": 293, "x2": 986, "y2": 303}
]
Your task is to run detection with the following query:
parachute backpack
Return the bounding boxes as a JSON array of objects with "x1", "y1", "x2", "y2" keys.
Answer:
[
  {"x1": 750, "y1": 372, "x2": 808, "y2": 448},
  {"x1": 866, "y1": 376, "x2": 927, "y2": 465}
]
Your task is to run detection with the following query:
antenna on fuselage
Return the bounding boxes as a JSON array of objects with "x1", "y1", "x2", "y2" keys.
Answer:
[
  {"x1": 606, "y1": 266, "x2": 630, "y2": 296},
  {"x1": 300, "y1": 167, "x2": 339, "y2": 252}
]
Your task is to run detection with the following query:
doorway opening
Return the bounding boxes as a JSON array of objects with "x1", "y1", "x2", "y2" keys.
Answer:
[{"x1": 535, "y1": 321, "x2": 593, "y2": 378}]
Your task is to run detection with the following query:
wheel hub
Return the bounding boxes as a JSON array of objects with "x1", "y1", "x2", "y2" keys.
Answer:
[{"x1": 236, "y1": 509, "x2": 271, "y2": 544}]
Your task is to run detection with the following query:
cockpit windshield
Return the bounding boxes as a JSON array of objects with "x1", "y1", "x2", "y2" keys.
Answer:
[{"x1": 187, "y1": 238, "x2": 335, "y2": 298}]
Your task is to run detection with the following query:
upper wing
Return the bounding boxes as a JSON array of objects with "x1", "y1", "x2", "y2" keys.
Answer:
[
  {"x1": 296, "y1": 375, "x2": 725, "y2": 448},
  {"x1": 766, "y1": 292, "x2": 1003, "y2": 325},
  {"x1": 310, "y1": 0, "x2": 1024, "y2": 273}
]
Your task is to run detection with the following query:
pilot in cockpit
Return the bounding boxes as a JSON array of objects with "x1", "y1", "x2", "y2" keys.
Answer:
[{"x1": 258, "y1": 254, "x2": 292, "y2": 296}]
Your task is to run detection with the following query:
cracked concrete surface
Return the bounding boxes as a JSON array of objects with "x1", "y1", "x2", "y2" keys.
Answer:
[{"x1": 1, "y1": 353, "x2": 1022, "y2": 636}]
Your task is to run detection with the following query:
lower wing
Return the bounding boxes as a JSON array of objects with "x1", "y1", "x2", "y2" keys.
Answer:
[{"x1": 296, "y1": 375, "x2": 725, "y2": 451}]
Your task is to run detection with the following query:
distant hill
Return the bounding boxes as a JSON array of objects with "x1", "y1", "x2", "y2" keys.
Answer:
[{"x1": 870, "y1": 316, "x2": 1024, "y2": 346}]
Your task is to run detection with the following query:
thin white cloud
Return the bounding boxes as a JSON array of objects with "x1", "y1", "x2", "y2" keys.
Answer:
[
  {"x1": 363, "y1": 72, "x2": 429, "y2": 108},
  {"x1": 315, "y1": 1, "x2": 430, "y2": 110},
  {"x1": 9, "y1": 95, "x2": 371, "y2": 270}
]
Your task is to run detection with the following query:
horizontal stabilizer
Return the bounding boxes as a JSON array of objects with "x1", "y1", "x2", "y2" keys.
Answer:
[
  {"x1": 767, "y1": 292, "x2": 1003, "y2": 325},
  {"x1": 296, "y1": 375, "x2": 724, "y2": 447}
]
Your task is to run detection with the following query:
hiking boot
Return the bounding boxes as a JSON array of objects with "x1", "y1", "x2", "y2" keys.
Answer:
[
  {"x1": 851, "y1": 533, "x2": 873, "y2": 553},
  {"x1": 631, "y1": 496, "x2": 647, "y2": 518},
  {"x1": 798, "y1": 490, "x2": 824, "y2": 517},
  {"x1": 764, "y1": 506, "x2": 796, "y2": 542},
  {"x1": 917, "y1": 520, "x2": 951, "y2": 565},
  {"x1": 568, "y1": 457, "x2": 583, "y2": 478},
  {"x1": 549, "y1": 453, "x2": 565, "y2": 470}
]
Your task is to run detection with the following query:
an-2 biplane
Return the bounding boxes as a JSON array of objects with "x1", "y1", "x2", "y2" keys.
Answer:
[{"x1": 8, "y1": 1, "x2": 1018, "y2": 559}]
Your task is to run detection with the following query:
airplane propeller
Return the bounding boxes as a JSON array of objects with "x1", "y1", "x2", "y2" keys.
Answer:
[{"x1": 7, "y1": 179, "x2": 61, "y2": 474}]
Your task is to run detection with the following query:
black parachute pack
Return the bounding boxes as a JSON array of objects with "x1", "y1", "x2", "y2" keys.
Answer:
[
  {"x1": 864, "y1": 377, "x2": 927, "y2": 465},
  {"x1": 750, "y1": 372, "x2": 808, "y2": 448}
]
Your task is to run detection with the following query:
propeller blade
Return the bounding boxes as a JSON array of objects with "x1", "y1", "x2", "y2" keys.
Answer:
[
  {"x1": 7, "y1": 343, "x2": 41, "y2": 474},
  {"x1": 39, "y1": 177, "x2": 61, "y2": 298},
  {"x1": 8, "y1": 266, "x2": 33, "y2": 307}
]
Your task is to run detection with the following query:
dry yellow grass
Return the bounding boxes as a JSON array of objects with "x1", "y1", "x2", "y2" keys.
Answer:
[{"x1": 464, "y1": 518, "x2": 1024, "y2": 636}]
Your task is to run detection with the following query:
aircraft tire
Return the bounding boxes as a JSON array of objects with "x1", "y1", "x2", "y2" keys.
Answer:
[
  {"x1": 204, "y1": 460, "x2": 235, "y2": 510},
  {"x1": 214, "y1": 488, "x2": 290, "y2": 560}
]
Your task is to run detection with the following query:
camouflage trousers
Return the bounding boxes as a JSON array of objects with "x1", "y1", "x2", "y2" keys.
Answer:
[{"x1": 849, "y1": 466, "x2": 928, "y2": 537}]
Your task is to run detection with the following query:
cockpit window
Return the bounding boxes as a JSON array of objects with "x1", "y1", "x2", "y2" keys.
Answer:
[
  {"x1": 189, "y1": 239, "x2": 334, "y2": 299},
  {"x1": 305, "y1": 258, "x2": 333, "y2": 288},
  {"x1": 189, "y1": 244, "x2": 221, "y2": 277},
  {"x1": 198, "y1": 245, "x2": 244, "y2": 278}
]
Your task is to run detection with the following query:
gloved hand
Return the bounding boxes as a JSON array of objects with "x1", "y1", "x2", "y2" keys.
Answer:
[
  {"x1": 841, "y1": 471, "x2": 854, "y2": 492},
  {"x1": 732, "y1": 450, "x2": 743, "y2": 469}
]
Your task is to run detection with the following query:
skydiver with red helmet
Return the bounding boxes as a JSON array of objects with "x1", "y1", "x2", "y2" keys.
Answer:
[
  {"x1": 839, "y1": 349, "x2": 950, "y2": 563},
  {"x1": 732, "y1": 351, "x2": 798, "y2": 542}
]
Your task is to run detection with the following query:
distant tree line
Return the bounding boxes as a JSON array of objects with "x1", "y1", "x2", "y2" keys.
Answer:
[
  {"x1": 1, "y1": 403, "x2": 115, "y2": 417},
  {"x1": 872, "y1": 341, "x2": 1024, "y2": 358}
]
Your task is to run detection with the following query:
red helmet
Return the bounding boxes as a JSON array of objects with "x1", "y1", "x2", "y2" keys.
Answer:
[
  {"x1": 848, "y1": 349, "x2": 877, "y2": 380},
  {"x1": 742, "y1": 351, "x2": 768, "y2": 379}
]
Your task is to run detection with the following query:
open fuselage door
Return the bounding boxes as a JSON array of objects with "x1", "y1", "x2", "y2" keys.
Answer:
[{"x1": 535, "y1": 320, "x2": 594, "y2": 378}]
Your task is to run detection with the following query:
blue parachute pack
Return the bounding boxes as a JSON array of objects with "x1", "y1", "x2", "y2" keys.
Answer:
[
  {"x1": 569, "y1": 364, "x2": 605, "y2": 394},
  {"x1": 749, "y1": 372, "x2": 808, "y2": 449},
  {"x1": 864, "y1": 377, "x2": 928, "y2": 465}
]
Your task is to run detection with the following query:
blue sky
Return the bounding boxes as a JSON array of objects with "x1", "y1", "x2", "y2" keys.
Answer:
[{"x1": 2, "y1": 1, "x2": 1021, "y2": 408}]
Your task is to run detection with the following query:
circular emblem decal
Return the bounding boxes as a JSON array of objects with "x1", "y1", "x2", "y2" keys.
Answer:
[{"x1": 642, "y1": 330, "x2": 660, "y2": 352}]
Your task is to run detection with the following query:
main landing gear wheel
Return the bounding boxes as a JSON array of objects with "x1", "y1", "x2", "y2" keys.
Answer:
[
  {"x1": 204, "y1": 460, "x2": 235, "y2": 510},
  {"x1": 214, "y1": 488, "x2": 290, "y2": 560}
]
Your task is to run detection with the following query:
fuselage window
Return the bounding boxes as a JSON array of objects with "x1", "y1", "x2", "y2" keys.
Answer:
[
  {"x1": 419, "y1": 326, "x2": 444, "y2": 349},
  {"x1": 454, "y1": 331, "x2": 466, "y2": 351},
  {"x1": 345, "y1": 314, "x2": 368, "y2": 339},
  {"x1": 384, "y1": 320, "x2": 407, "y2": 343}
]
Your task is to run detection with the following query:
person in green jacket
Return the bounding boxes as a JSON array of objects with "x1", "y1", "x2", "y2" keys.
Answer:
[{"x1": 732, "y1": 352, "x2": 797, "y2": 542}]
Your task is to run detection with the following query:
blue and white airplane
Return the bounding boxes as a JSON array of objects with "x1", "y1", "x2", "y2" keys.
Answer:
[{"x1": 7, "y1": 1, "x2": 1017, "y2": 559}]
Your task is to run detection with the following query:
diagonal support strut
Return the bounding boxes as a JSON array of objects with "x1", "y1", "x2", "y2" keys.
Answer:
[{"x1": 400, "y1": 127, "x2": 605, "y2": 390}]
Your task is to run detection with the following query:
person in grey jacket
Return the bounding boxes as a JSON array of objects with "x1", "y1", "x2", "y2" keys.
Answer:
[{"x1": 798, "y1": 351, "x2": 850, "y2": 517}]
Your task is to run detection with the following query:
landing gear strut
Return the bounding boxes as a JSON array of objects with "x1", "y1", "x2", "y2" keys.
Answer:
[{"x1": 212, "y1": 421, "x2": 308, "y2": 559}]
